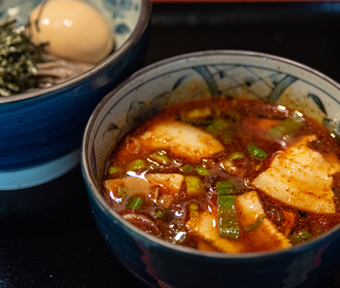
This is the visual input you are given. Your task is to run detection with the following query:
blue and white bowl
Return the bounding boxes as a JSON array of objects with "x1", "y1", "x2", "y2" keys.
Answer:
[
  {"x1": 81, "y1": 50, "x2": 340, "y2": 288},
  {"x1": 0, "y1": 0, "x2": 151, "y2": 215}
]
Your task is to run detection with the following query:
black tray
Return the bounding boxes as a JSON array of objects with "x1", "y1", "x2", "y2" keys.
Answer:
[{"x1": 2, "y1": 2, "x2": 340, "y2": 287}]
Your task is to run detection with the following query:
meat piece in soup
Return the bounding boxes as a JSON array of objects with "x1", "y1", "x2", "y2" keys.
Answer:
[{"x1": 102, "y1": 97, "x2": 340, "y2": 253}]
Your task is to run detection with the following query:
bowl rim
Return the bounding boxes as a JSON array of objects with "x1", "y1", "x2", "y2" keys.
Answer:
[
  {"x1": 0, "y1": 0, "x2": 152, "y2": 104},
  {"x1": 82, "y1": 49, "x2": 340, "y2": 259}
]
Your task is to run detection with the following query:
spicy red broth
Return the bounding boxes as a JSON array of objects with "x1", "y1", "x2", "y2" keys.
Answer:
[{"x1": 102, "y1": 97, "x2": 340, "y2": 253}]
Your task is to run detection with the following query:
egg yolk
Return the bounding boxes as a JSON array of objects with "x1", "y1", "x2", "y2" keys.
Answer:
[{"x1": 29, "y1": 0, "x2": 114, "y2": 64}]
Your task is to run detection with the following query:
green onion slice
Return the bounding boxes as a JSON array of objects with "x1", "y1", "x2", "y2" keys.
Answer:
[
  {"x1": 154, "y1": 210, "x2": 165, "y2": 218},
  {"x1": 108, "y1": 166, "x2": 123, "y2": 174},
  {"x1": 216, "y1": 179, "x2": 239, "y2": 195},
  {"x1": 206, "y1": 119, "x2": 229, "y2": 135},
  {"x1": 149, "y1": 153, "x2": 171, "y2": 165},
  {"x1": 247, "y1": 144, "x2": 267, "y2": 160},
  {"x1": 195, "y1": 167, "x2": 209, "y2": 176},
  {"x1": 189, "y1": 202, "x2": 199, "y2": 210},
  {"x1": 185, "y1": 176, "x2": 205, "y2": 195},
  {"x1": 189, "y1": 202, "x2": 199, "y2": 217},
  {"x1": 267, "y1": 116, "x2": 303, "y2": 138},
  {"x1": 288, "y1": 230, "x2": 313, "y2": 245},
  {"x1": 126, "y1": 197, "x2": 144, "y2": 210},
  {"x1": 217, "y1": 195, "x2": 240, "y2": 240},
  {"x1": 180, "y1": 164, "x2": 193, "y2": 172},
  {"x1": 243, "y1": 215, "x2": 265, "y2": 231},
  {"x1": 126, "y1": 159, "x2": 148, "y2": 171},
  {"x1": 229, "y1": 152, "x2": 245, "y2": 161}
]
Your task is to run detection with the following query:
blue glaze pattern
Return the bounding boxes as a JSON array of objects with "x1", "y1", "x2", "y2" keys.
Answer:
[
  {"x1": 0, "y1": 0, "x2": 151, "y2": 219},
  {"x1": 308, "y1": 92, "x2": 328, "y2": 115},
  {"x1": 0, "y1": 33, "x2": 149, "y2": 170},
  {"x1": 0, "y1": 0, "x2": 150, "y2": 172},
  {"x1": 116, "y1": 23, "x2": 131, "y2": 34}
]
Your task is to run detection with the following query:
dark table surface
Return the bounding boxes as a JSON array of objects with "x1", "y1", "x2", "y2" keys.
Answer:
[{"x1": 3, "y1": 2, "x2": 340, "y2": 287}]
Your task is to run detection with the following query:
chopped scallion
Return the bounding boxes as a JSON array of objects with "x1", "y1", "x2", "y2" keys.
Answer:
[
  {"x1": 229, "y1": 152, "x2": 245, "y2": 161},
  {"x1": 149, "y1": 152, "x2": 171, "y2": 165},
  {"x1": 288, "y1": 230, "x2": 312, "y2": 245},
  {"x1": 267, "y1": 116, "x2": 303, "y2": 138},
  {"x1": 154, "y1": 210, "x2": 165, "y2": 218},
  {"x1": 180, "y1": 164, "x2": 193, "y2": 172},
  {"x1": 217, "y1": 195, "x2": 240, "y2": 240},
  {"x1": 185, "y1": 176, "x2": 205, "y2": 195},
  {"x1": 243, "y1": 215, "x2": 265, "y2": 231},
  {"x1": 108, "y1": 166, "x2": 123, "y2": 174},
  {"x1": 247, "y1": 144, "x2": 267, "y2": 160},
  {"x1": 217, "y1": 179, "x2": 239, "y2": 195},
  {"x1": 190, "y1": 210, "x2": 199, "y2": 218},
  {"x1": 195, "y1": 167, "x2": 209, "y2": 176},
  {"x1": 206, "y1": 119, "x2": 229, "y2": 135},
  {"x1": 126, "y1": 197, "x2": 144, "y2": 210},
  {"x1": 126, "y1": 159, "x2": 148, "y2": 171},
  {"x1": 189, "y1": 202, "x2": 199, "y2": 217}
]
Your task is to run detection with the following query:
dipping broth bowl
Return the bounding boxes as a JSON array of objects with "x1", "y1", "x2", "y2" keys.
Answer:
[
  {"x1": 81, "y1": 50, "x2": 340, "y2": 288},
  {"x1": 0, "y1": 0, "x2": 151, "y2": 216}
]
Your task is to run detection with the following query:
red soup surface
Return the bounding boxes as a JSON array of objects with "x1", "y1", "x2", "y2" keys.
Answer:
[{"x1": 102, "y1": 97, "x2": 340, "y2": 253}]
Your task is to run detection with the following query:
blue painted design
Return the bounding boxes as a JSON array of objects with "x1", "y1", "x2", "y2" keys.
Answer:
[
  {"x1": 244, "y1": 76, "x2": 255, "y2": 87},
  {"x1": 105, "y1": 123, "x2": 119, "y2": 134},
  {"x1": 115, "y1": 23, "x2": 131, "y2": 34},
  {"x1": 112, "y1": 0, "x2": 133, "y2": 10},
  {"x1": 193, "y1": 66, "x2": 220, "y2": 96},
  {"x1": 197, "y1": 64, "x2": 296, "y2": 102},
  {"x1": 210, "y1": 65, "x2": 230, "y2": 79},
  {"x1": 268, "y1": 75, "x2": 297, "y2": 103},
  {"x1": 308, "y1": 93, "x2": 327, "y2": 115},
  {"x1": 109, "y1": 91, "x2": 171, "y2": 140},
  {"x1": 172, "y1": 75, "x2": 188, "y2": 91},
  {"x1": 148, "y1": 92, "x2": 171, "y2": 114},
  {"x1": 126, "y1": 100, "x2": 147, "y2": 125}
]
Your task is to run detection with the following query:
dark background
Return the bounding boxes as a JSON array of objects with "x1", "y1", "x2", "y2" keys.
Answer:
[{"x1": 2, "y1": 2, "x2": 340, "y2": 287}]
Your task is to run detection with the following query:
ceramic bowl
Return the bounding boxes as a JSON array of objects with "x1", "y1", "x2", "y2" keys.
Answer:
[
  {"x1": 0, "y1": 0, "x2": 151, "y2": 215},
  {"x1": 81, "y1": 50, "x2": 340, "y2": 288}
]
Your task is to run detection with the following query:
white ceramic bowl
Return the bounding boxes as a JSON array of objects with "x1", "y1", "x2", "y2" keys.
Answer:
[{"x1": 82, "y1": 50, "x2": 340, "y2": 288}]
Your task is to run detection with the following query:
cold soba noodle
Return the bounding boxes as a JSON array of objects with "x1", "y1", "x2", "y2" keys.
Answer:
[{"x1": 102, "y1": 97, "x2": 340, "y2": 253}]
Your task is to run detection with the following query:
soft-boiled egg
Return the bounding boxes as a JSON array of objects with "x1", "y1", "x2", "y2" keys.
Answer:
[{"x1": 29, "y1": 0, "x2": 114, "y2": 64}]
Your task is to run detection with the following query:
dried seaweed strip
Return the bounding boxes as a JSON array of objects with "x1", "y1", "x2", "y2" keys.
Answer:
[{"x1": 0, "y1": 19, "x2": 45, "y2": 96}]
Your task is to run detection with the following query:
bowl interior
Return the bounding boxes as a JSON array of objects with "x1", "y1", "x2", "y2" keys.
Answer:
[{"x1": 85, "y1": 51, "x2": 340, "y2": 193}]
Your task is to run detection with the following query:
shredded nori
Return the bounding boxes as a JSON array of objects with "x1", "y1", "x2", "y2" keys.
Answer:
[{"x1": 0, "y1": 19, "x2": 45, "y2": 96}]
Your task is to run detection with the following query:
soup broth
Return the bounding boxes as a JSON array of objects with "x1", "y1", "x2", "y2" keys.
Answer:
[{"x1": 102, "y1": 97, "x2": 340, "y2": 253}]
